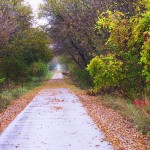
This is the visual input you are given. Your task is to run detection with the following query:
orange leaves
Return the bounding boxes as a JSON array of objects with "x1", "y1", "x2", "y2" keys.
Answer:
[
  {"x1": 53, "y1": 106, "x2": 63, "y2": 111},
  {"x1": 78, "y1": 93, "x2": 150, "y2": 150}
]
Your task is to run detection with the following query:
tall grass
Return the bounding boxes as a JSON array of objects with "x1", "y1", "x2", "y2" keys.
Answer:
[
  {"x1": 101, "y1": 95, "x2": 150, "y2": 138},
  {"x1": 0, "y1": 71, "x2": 54, "y2": 112},
  {"x1": 0, "y1": 88, "x2": 28, "y2": 112}
]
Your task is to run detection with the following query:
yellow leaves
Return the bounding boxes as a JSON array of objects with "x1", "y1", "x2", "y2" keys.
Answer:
[
  {"x1": 97, "y1": 10, "x2": 125, "y2": 30},
  {"x1": 87, "y1": 54, "x2": 124, "y2": 91},
  {"x1": 131, "y1": 1, "x2": 150, "y2": 42},
  {"x1": 140, "y1": 38, "x2": 150, "y2": 82},
  {"x1": 96, "y1": 10, "x2": 130, "y2": 49}
]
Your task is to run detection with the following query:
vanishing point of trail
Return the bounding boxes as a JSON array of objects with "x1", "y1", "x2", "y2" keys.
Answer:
[{"x1": 0, "y1": 72, "x2": 114, "y2": 150}]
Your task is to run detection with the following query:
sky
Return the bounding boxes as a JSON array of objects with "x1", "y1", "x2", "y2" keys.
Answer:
[{"x1": 24, "y1": 0, "x2": 48, "y2": 27}]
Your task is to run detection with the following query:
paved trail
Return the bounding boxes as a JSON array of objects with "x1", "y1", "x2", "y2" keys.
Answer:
[{"x1": 0, "y1": 72, "x2": 114, "y2": 150}]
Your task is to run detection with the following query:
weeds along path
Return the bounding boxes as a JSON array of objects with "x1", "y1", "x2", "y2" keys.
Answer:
[{"x1": 0, "y1": 72, "x2": 113, "y2": 150}]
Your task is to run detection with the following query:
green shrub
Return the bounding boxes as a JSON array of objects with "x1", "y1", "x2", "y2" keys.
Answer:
[
  {"x1": 93, "y1": 3, "x2": 150, "y2": 96},
  {"x1": 87, "y1": 54, "x2": 123, "y2": 92},
  {"x1": 70, "y1": 65, "x2": 92, "y2": 88},
  {"x1": 141, "y1": 38, "x2": 150, "y2": 88},
  {"x1": 12, "y1": 88, "x2": 28, "y2": 99},
  {"x1": 0, "y1": 91, "x2": 13, "y2": 111},
  {"x1": 30, "y1": 62, "x2": 48, "y2": 78},
  {"x1": 45, "y1": 71, "x2": 54, "y2": 80},
  {"x1": 0, "y1": 78, "x2": 5, "y2": 84}
]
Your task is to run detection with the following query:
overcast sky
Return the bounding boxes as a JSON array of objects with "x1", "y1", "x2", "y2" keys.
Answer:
[{"x1": 24, "y1": 0, "x2": 47, "y2": 26}]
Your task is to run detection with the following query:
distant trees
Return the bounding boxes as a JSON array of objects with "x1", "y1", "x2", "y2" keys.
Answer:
[{"x1": 0, "y1": 0, "x2": 53, "y2": 85}]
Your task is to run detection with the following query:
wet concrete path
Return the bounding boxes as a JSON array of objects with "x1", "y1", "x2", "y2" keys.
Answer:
[{"x1": 0, "y1": 73, "x2": 114, "y2": 150}]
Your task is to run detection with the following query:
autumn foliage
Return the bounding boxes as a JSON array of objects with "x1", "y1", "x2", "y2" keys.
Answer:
[{"x1": 40, "y1": 0, "x2": 150, "y2": 97}]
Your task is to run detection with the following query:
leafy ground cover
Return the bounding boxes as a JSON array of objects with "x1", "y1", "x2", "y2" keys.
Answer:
[
  {"x1": 78, "y1": 94, "x2": 150, "y2": 150},
  {"x1": 100, "y1": 95, "x2": 150, "y2": 137},
  {"x1": 0, "y1": 75, "x2": 150, "y2": 149}
]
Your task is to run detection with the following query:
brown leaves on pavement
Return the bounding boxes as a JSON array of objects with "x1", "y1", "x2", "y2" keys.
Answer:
[
  {"x1": 0, "y1": 78, "x2": 150, "y2": 150},
  {"x1": 77, "y1": 94, "x2": 150, "y2": 150}
]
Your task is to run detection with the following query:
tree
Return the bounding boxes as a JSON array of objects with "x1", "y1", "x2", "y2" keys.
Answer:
[
  {"x1": 0, "y1": 28, "x2": 52, "y2": 83},
  {"x1": 87, "y1": 0, "x2": 150, "y2": 95},
  {"x1": 0, "y1": 0, "x2": 53, "y2": 85},
  {"x1": 40, "y1": 0, "x2": 137, "y2": 69},
  {"x1": 0, "y1": 0, "x2": 32, "y2": 60}
]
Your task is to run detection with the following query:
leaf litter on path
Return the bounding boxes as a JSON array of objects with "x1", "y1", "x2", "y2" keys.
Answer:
[
  {"x1": 0, "y1": 75, "x2": 150, "y2": 150},
  {"x1": 76, "y1": 94, "x2": 150, "y2": 150}
]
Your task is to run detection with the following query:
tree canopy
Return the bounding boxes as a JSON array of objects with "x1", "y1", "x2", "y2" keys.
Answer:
[
  {"x1": 0, "y1": 0, "x2": 53, "y2": 85},
  {"x1": 40, "y1": 0, "x2": 150, "y2": 96}
]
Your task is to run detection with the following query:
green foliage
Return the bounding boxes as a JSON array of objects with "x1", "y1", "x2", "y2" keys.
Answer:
[
  {"x1": 0, "y1": 91, "x2": 12, "y2": 111},
  {"x1": 0, "y1": 28, "x2": 53, "y2": 83},
  {"x1": 70, "y1": 65, "x2": 92, "y2": 88},
  {"x1": 141, "y1": 38, "x2": 150, "y2": 83},
  {"x1": 86, "y1": 1, "x2": 150, "y2": 96},
  {"x1": 0, "y1": 87, "x2": 28, "y2": 112},
  {"x1": 97, "y1": 10, "x2": 129, "y2": 50},
  {"x1": 0, "y1": 88, "x2": 28, "y2": 112},
  {"x1": 0, "y1": 53, "x2": 30, "y2": 83},
  {"x1": 0, "y1": 78, "x2": 5, "y2": 84},
  {"x1": 0, "y1": 0, "x2": 53, "y2": 86},
  {"x1": 8, "y1": 28, "x2": 53, "y2": 64},
  {"x1": 12, "y1": 88, "x2": 28, "y2": 99},
  {"x1": 87, "y1": 54, "x2": 123, "y2": 92},
  {"x1": 130, "y1": 0, "x2": 150, "y2": 91},
  {"x1": 136, "y1": 1, "x2": 150, "y2": 87},
  {"x1": 30, "y1": 62, "x2": 48, "y2": 78},
  {"x1": 45, "y1": 71, "x2": 55, "y2": 80}
]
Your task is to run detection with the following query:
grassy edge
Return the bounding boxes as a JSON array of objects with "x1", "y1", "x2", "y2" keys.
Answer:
[
  {"x1": 99, "y1": 94, "x2": 150, "y2": 138},
  {"x1": 0, "y1": 71, "x2": 54, "y2": 112}
]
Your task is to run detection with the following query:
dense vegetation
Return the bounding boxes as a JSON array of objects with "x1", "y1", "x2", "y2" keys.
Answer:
[
  {"x1": 40, "y1": 0, "x2": 150, "y2": 136},
  {"x1": 0, "y1": 0, "x2": 53, "y2": 86},
  {"x1": 40, "y1": 0, "x2": 150, "y2": 97}
]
